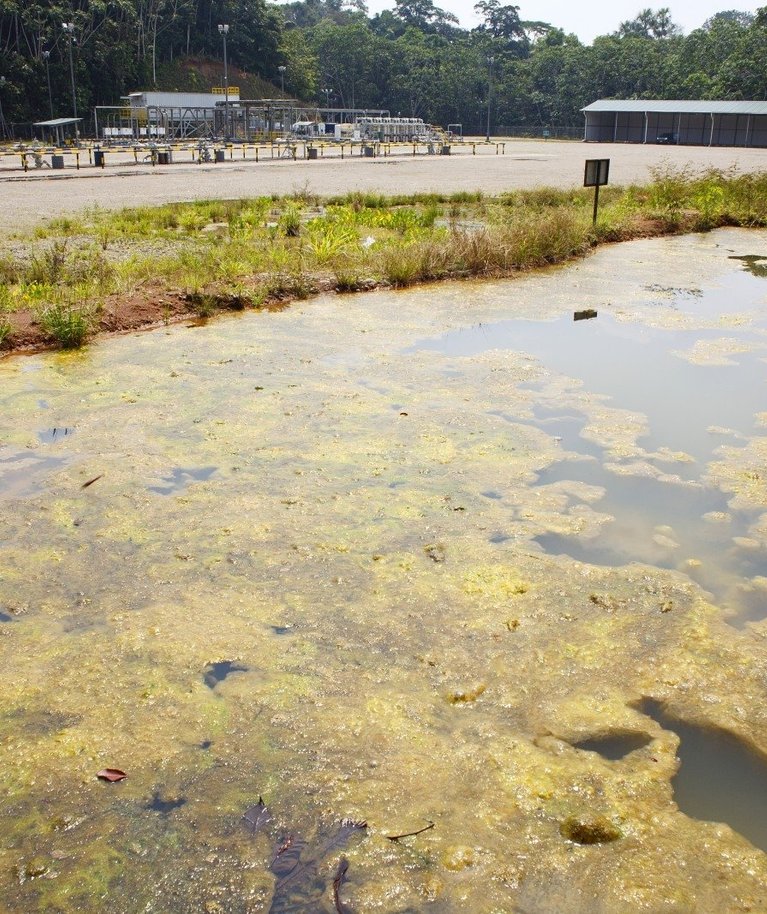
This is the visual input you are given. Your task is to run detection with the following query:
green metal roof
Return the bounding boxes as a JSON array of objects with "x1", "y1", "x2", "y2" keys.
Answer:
[{"x1": 582, "y1": 99, "x2": 767, "y2": 115}]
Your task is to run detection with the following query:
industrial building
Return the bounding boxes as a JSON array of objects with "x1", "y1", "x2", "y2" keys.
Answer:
[
  {"x1": 94, "y1": 89, "x2": 389, "y2": 142},
  {"x1": 96, "y1": 89, "x2": 241, "y2": 139},
  {"x1": 582, "y1": 99, "x2": 767, "y2": 147}
]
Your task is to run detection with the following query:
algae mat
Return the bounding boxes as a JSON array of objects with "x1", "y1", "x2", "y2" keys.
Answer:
[{"x1": 2, "y1": 229, "x2": 767, "y2": 913}]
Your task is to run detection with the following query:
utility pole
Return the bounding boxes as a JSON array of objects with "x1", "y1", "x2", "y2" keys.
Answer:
[
  {"x1": 486, "y1": 55, "x2": 494, "y2": 143},
  {"x1": 62, "y1": 22, "x2": 79, "y2": 142},
  {"x1": 0, "y1": 77, "x2": 7, "y2": 141},
  {"x1": 278, "y1": 65, "x2": 286, "y2": 96},
  {"x1": 218, "y1": 24, "x2": 229, "y2": 139}
]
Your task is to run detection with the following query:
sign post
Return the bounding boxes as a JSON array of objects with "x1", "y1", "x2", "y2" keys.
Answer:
[{"x1": 584, "y1": 158, "x2": 610, "y2": 225}]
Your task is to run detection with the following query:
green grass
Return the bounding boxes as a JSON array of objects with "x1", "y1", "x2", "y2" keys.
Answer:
[
  {"x1": 1, "y1": 166, "x2": 767, "y2": 351},
  {"x1": 39, "y1": 303, "x2": 93, "y2": 349}
]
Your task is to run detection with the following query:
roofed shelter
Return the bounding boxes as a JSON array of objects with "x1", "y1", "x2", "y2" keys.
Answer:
[
  {"x1": 582, "y1": 100, "x2": 767, "y2": 147},
  {"x1": 33, "y1": 117, "x2": 82, "y2": 146}
]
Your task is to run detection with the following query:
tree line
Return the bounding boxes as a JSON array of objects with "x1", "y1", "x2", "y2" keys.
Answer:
[{"x1": 1, "y1": 0, "x2": 766, "y2": 133}]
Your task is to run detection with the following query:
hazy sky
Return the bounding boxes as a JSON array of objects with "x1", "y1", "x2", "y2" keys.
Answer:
[{"x1": 364, "y1": 1, "x2": 761, "y2": 44}]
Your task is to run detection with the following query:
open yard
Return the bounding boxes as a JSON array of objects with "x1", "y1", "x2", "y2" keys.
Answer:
[{"x1": 3, "y1": 138, "x2": 767, "y2": 231}]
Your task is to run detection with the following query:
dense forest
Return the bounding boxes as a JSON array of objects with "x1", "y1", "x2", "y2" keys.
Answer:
[{"x1": 1, "y1": 0, "x2": 766, "y2": 134}]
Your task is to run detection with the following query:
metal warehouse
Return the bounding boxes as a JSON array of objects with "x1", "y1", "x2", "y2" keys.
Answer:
[{"x1": 582, "y1": 99, "x2": 767, "y2": 147}]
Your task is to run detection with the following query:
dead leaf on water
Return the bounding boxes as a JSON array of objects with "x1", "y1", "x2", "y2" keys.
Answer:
[{"x1": 96, "y1": 768, "x2": 127, "y2": 782}]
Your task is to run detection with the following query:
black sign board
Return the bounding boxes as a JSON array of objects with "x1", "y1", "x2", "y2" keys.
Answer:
[{"x1": 584, "y1": 158, "x2": 610, "y2": 187}]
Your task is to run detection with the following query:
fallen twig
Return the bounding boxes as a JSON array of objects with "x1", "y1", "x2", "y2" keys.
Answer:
[
  {"x1": 385, "y1": 821, "x2": 435, "y2": 841},
  {"x1": 81, "y1": 474, "x2": 103, "y2": 489}
]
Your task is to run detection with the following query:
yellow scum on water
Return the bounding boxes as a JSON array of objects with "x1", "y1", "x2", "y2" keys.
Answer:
[{"x1": 2, "y1": 229, "x2": 767, "y2": 911}]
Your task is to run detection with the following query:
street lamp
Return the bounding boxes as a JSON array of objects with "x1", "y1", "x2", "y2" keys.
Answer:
[
  {"x1": 485, "y1": 55, "x2": 494, "y2": 143},
  {"x1": 218, "y1": 24, "x2": 229, "y2": 139},
  {"x1": 42, "y1": 50, "x2": 54, "y2": 118},
  {"x1": 322, "y1": 87, "x2": 332, "y2": 111},
  {"x1": 62, "y1": 22, "x2": 79, "y2": 141},
  {"x1": 278, "y1": 65, "x2": 286, "y2": 96}
]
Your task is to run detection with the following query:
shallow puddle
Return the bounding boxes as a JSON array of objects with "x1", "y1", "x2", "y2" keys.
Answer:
[
  {"x1": 38, "y1": 426, "x2": 75, "y2": 444},
  {"x1": 412, "y1": 259, "x2": 767, "y2": 624},
  {"x1": 203, "y1": 659, "x2": 249, "y2": 689},
  {"x1": 0, "y1": 450, "x2": 72, "y2": 499},
  {"x1": 413, "y1": 312, "x2": 767, "y2": 466},
  {"x1": 148, "y1": 465, "x2": 218, "y2": 495},
  {"x1": 3, "y1": 230, "x2": 767, "y2": 913},
  {"x1": 640, "y1": 699, "x2": 767, "y2": 854}
]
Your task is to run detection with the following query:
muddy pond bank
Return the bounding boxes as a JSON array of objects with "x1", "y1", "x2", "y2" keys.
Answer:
[{"x1": 2, "y1": 229, "x2": 767, "y2": 913}]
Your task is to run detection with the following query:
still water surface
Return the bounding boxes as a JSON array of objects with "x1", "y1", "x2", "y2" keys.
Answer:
[
  {"x1": 412, "y1": 277, "x2": 767, "y2": 623},
  {"x1": 3, "y1": 230, "x2": 767, "y2": 913}
]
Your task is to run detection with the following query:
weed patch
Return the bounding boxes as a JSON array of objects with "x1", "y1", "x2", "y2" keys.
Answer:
[
  {"x1": 3, "y1": 168, "x2": 767, "y2": 353},
  {"x1": 39, "y1": 303, "x2": 93, "y2": 349}
]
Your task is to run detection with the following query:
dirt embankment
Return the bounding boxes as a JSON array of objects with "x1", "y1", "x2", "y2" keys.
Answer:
[
  {"x1": 0, "y1": 216, "x2": 681, "y2": 357},
  {"x1": 1, "y1": 137, "x2": 763, "y2": 357}
]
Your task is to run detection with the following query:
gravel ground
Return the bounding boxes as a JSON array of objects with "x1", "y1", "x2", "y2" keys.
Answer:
[{"x1": 2, "y1": 138, "x2": 766, "y2": 232}]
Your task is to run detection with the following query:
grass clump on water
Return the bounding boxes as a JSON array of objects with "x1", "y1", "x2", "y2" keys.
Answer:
[{"x1": 1, "y1": 166, "x2": 767, "y2": 351}]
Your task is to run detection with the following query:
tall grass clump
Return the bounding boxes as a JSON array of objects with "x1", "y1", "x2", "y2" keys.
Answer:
[
  {"x1": 25, "y1": 240, "x2": 69, "y2": 285},
  {"x1": 0, "y1": 284, "x2": 15, "y2": 312},
  {"x1": 279, "y1": 204, "x2": 303, "y2": 238},
  {"x1": 65, "y1": 248, "x2": 116, "y2": 287},
  {"x1": 511, "y1": 208, "x2": 591, "y2": 266},
  {"x1": 0, "y1": 256, "x2": 21, "y2": 284},
  {"x1": 376, "y1": 239, "x2": 451, "y2": 286},
  {"x1": 378, "y1": 244, "x2": 424, "y2": 287},
  {"x1": 46, "y1": 216, "x2": 85, "y2": 236},
  {"x1": 0, "y1": 315, "x2": 10, "y2": 348},
  {"x1": 716, "y1": 171, "x2": 767, "y2": 225},
  {"x1": 307, "y1": 223, "x2": 358, "y2": 264},
  {"x1": 333, "y1": 265, "x2": 366, "y2": 292},
  {"x1": 647, "y1": 163, "x2": 697, "y2": 224},
  {"x1": 443, "y1": 208, "x2": 589, "y2": 277},
  {"x1": 39, "y1": 302, "x2": 93, "y2": 348},
  {"x1": 446, "y1": 228, "x2": 498, "y2": 275}
]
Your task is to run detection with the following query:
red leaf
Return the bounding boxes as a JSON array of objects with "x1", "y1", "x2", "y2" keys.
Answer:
[{"x1": 97, "y1": 768, "x2": 127, "y2": 782}]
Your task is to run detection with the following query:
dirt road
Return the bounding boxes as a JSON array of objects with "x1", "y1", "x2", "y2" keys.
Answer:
[{"x1": 3, "y1": 138, "x2": 766, "y2": 231}]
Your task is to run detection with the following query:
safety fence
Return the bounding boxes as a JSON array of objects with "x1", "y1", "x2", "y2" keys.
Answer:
[{"x1": 0, "y1": 139, "x2": 508, "y2": 173}]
